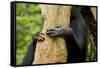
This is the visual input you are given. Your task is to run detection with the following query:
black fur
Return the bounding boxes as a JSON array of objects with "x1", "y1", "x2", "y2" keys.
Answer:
[
  {"x1": 21, "y1": 38, "x2": 37, "y2": 65},
  {"x1": 66, "y1": 7, "x2": 87, "y2": 62}
]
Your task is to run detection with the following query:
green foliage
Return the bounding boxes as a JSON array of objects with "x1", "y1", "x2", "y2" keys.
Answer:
[
  {"x1": 85, "y1": 33, "x2": 97, "y2": 61},
  {"x1": 16, "y1": 3, "x2": 43, "y2": 65}
]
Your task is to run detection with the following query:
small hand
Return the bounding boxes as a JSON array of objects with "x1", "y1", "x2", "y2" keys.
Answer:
[
  {"x1": 46, "y1": 26, "x2": 65, "y2": 37},
  {"x1": 33, "y1": 32, "x2": 45, "y2": 41}
]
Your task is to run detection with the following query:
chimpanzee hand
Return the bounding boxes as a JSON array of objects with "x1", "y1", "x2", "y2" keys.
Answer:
[
  {"x1": 46, "y1": 26, "x2": 66, "y2": 37},
  {"x1": 33, "y1": 32, "x2": 45, "y2": 41}
]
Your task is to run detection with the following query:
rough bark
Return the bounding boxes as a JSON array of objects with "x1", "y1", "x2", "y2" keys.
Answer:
[
  {"x1": 33, "y1": 4, "x2": 72, "y2": 64},
  {"x1": 91, "y1": 7, "x2": 96, "y2": 21}
]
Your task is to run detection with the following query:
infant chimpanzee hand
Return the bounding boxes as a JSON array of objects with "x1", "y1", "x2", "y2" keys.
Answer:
[{"x1": 33, "y1": 32, "x2": 45, "y2": 41}]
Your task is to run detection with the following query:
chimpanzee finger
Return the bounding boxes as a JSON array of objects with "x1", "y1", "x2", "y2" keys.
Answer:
[
  {"x1": 39, "y1": 32, "x2": 45, "y2": 35},
  {"x1": 55, "y1": 26, "x2": 61, "y2": 28},
  {"x1": 39, "y1": 33, "x2": 45, "y2": 38},
  {"x1": 39, "y1": 33, "x2": 45, "y2": 40},
  {"x1": 33, "y1": 32, "x2": 45, "y2": 41},
  {"x1": 47, "y1": 28, "x2": 56, "y2": 32},
  {"x1": 48, "y1": 32, "x2": 58, "y2": 37},
  {"x1": 37, "y1": 36, "x2": 45, "y2": 41},
  {"x1": 46, "y1": 31, "x2": 56, "y2": 35}
]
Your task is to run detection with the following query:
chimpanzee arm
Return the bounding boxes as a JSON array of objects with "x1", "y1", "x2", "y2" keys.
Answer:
[
  {"x1": 46, "y1": 6, "x2": 87, "y2": 63},
  {"x1": 66, "y1": 6, "x2": 87, "y2": 62},
  {"x1": 21, "y1": 38, "x2": 37, "y2": 66},
  {"x1": 21, "y1": 32, "x2": 45, "y2": 65}
]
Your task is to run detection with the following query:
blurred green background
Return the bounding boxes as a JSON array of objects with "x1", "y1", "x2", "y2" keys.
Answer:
[{"x1": 16, "y1": 3, "x2": 43, "y2": 65}]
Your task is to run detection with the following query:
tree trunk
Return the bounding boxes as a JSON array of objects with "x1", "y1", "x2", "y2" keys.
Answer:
[
  {"x1": 91, "y1": 7, "x2": 96, "y2": 21},
  {"x1": 33, "y1": 4, "x2": 72, "y2": 64}
]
